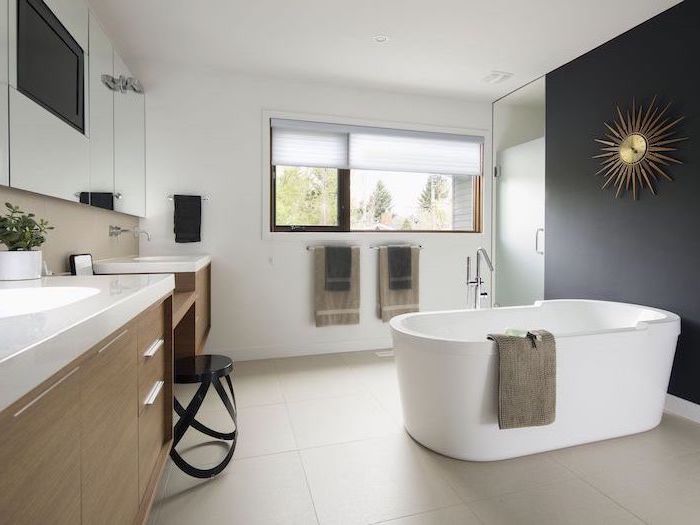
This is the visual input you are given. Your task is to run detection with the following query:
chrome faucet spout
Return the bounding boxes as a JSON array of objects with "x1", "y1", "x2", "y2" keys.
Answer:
[
  {"x1": 467, "y1": 248, "x2": 494, "y2": 309},
  {"x1": 477, "y1": 247, "x2": 494, "y2": 272},
  {"x1": 133, "y1": 229, "x2": 151, "y2": 242},
  {"x1": 109, "y1": 225, "x2": 151, "y2": 242}
]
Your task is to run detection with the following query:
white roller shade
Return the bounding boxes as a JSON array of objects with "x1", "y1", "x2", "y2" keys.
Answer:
[
  {"x1": 271, "y1": 120, "x2": 348, "y2": 169},
  {"x1": 271, "y1": 118, "x2": 483, "y2": 176},
  {"x1": 350, "y1": 131, "x2": 482, "y2": 176}
]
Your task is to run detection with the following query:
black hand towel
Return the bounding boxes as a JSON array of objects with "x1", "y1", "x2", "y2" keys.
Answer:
[
  {"x1": 174, "y1": 195, "x2": 202, "y2": 243},
  {"x1": 388, "y1": 246, "x2": 412, "y2": 290},
  {"x1": 325, "y1": 246, "x2": 352, "y2": 291},
  {"x1": 79, "y1": 192, "x2": 114, "y2": 210}
]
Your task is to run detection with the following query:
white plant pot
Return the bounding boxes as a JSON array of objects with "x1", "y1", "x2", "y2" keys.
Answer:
[{"x1": 0, "y1": 250, "x2": 43, "y2": 280}]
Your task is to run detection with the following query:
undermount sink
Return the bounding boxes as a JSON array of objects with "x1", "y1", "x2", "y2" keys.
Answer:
[
  {"x1": 0, "y1": 286, "x2": 100, "y2": 318},
  {"x1": 133, "y1": 256, "x2": 196, "y2": 262},
  {"x1": 93, "y1": 254, "x2": 211, "y2": 274}
]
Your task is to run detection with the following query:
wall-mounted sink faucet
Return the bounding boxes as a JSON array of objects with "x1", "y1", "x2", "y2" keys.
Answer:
[
  {"x1": 109, "y1": 225, "x2": 151, "y2": 242},
  {"x1": 466, "y1": 247, "x2": 494, "y2": 309}
]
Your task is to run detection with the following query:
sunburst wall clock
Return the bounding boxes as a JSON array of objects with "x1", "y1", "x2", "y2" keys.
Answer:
[{"x1": 594, "y1": 97, "x2": 686, "y2": 200}]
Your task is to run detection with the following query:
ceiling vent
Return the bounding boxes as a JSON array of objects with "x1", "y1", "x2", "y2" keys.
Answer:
[{"x1": 482, "y1": 71, "x2": 513, "y2": 84}]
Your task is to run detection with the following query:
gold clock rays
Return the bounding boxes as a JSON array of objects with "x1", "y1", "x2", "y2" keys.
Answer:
[{"x1": 594, "y1": 97, "x2": 686, "y2": 200}]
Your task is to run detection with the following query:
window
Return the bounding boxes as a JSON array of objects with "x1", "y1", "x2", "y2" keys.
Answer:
[{"x1": 270, "y1": 119, "x2": 483, "y2": 232}]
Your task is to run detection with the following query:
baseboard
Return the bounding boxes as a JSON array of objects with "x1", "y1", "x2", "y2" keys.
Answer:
[
  {"x1": 664, "y1": 394, "x2": 700, "y2": 424},
  {"x1": 208, "y1": 336, "x2": 393, "y2": 361}
]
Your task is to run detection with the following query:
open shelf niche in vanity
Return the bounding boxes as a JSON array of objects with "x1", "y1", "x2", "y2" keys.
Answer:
[
  {"x1": 94, "y1": 255, "x2": 212, "y2": 360},
  {"x1": 172, "y1": 264, "x2": 211, "y2": 359}
]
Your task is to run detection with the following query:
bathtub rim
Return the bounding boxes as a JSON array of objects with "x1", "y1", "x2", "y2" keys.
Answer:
[{"x1": 390, "y1": 299, "x2": 680, "y2": 351}]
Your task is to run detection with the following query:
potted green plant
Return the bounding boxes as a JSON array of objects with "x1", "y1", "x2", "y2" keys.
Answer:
[{"x1": 0, "y1": 203, "x2": 53, "y2": 280}]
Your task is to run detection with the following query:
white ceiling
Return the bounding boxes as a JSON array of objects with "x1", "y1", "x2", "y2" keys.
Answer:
[{"x1": 88, "y1": 0, "x2": 682, "y2": 101}]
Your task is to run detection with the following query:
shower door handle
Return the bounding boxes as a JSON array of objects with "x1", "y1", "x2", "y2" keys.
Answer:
[{"x1": 535, "y1": 228, "x2": 545, "y2": 255}]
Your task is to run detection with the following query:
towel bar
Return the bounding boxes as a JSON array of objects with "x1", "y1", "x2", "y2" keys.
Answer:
[
  {"x1": 370, "y1": 244, "x2": 423, "y2": 250},
  {"x1": 306, "y1": 245, "x2": 358, "y2": 251},
  {"x1": 306, "y1": 244, "x2": 423, "y2": 251},
  {"x1": 167, "y1": 195, "x2": 210, "y2": 201}
]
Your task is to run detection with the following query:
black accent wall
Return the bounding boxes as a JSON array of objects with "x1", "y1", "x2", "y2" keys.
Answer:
[{"x1": 545, "y1": 1, "x2": 700, "y2": 404}]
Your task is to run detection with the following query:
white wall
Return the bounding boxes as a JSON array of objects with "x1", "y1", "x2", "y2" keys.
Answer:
[{"x1": 138, "y1": 64, "x2": 492, "y2": 360}]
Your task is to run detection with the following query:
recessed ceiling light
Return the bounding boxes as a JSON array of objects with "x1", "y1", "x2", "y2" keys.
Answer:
[
  {"x1": 482, "y1": 70, "x2": 514, "y2": 84},
  {"x1": 373, "y1": 35, "x2": 390, "y2": 44}
]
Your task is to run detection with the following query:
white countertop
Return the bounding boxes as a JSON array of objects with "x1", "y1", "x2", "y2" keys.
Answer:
[
  {"x1": 93, "y1": 254, "x2": 211, "y2": 274},
  {"x1": 0, "y1": 274, "x2": 174, "y2": 412}
]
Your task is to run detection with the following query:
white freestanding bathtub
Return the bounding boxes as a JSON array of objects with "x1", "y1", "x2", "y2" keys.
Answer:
[{"x1": 390, "y1": 300, "x2": 680, "y2": 461}]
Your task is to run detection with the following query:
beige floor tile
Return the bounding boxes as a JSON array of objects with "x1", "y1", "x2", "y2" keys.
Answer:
[
  {"x1": 551, "y1": 414, "x2": 700, "y2": 478},
  {"x1": 157, "y1": 355, "x2": 700, "y2": 525},
  {"x1": 581, "y1": 452, "x2": 700, "y2": 524},
  {"x1": 370, "y1": 382, "x2": 405, "y2": 426},
  {"x1": 373, "y1": 504, "x2": 480, "y2": 524},
  {"x1": 173, "y1": 403, "x2": 296, "y2": 465},
  {"x1": 155, "y1": 452, "x2": 318, "y2": 525},
  {"x1": 287, "y1": 393, "x2": 401, "y2": 449},
  {"x1": 300, "y1": 434, "x2": 460, "y2": 525},
  {"x1": 234, "y1": 403, "x2": 298, "y2": 458},
  {"x1": 418, "y1": 448, "x2": 576, "y2": 502},
  {"x1": 468, "y1": 478, "x2": 642, "y2": 525},
  {"x1": 233, "y1": 359, "x2": 285, "y2": 407},
  {"x1": 274, "y1": 354, "x2": 365, "y2": 402},
  {"x1": 354, "y1": 361, "x2": 399, "y2": 393}
]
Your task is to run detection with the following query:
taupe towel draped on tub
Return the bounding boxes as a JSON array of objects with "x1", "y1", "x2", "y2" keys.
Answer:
[
  {"x1": 487, "y1": 330, "x2": 556, "y2": 429},
  {"x1": 313, "y1": 246, "x2": 360, "y2": 326},
  {"x1": 377, "y1": 246, "x2": 420, "y2": 322}
]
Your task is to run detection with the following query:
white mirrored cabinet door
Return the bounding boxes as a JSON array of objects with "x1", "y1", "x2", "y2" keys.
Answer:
[
  {"x1": 8, "y1": 0, "x2": 90, "y2": 202},
  {"x1": 88, "y1": 13, "x2": 115, "y2": 205},
  {"x1": 9, "y1": 87, "x2": 91, "y2": 202},
  {"x1": 114, "y1": 53, "x2": 146, "y2": 217}
]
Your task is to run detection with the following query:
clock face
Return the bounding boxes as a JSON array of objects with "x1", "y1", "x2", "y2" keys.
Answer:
[
  {"x1": 594, "y1": 98, "x2": 686, "y2": 200},
  {"x1": 619, "y1": 133, "x2": 647, "y2": 165}
]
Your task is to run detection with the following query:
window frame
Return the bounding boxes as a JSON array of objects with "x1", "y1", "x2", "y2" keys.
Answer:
[{"x1": 266, "y1": 114, "x2": 484, "y2": 235}]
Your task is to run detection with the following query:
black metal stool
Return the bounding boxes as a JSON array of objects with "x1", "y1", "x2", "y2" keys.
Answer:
[{"x1": 170, "y1": 355, "x2": 238, "y2": 478}]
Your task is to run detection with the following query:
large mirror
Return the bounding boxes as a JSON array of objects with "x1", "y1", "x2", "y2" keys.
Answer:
[{"x1": 492, "y1": 77, "x2": 545, "y2": 307}]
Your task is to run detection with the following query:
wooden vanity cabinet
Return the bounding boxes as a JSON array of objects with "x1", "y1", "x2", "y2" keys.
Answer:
[
  {"x1": 0, "y1": 366, "x2": 82, "y2": 525},
  {"x1": 80, "y1": 326, "x2": 140, "y2": 525},
  {"x1": 136, "y1": 299, "x2": 169, "y2": 504},
  {"x1": 0, "y1": 294, "x2": 173, "y2": 525}
]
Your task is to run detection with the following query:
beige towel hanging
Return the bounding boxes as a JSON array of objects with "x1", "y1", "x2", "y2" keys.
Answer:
[
  {"x1": 377, "y1": 246, "x2": 420, "y2": 322},
  {"x1": 488, "y1": 330, "x2": 556, "y2": 429},
  {"x1": 313, "y1": 247, "x2": 360, "y2": 326}
]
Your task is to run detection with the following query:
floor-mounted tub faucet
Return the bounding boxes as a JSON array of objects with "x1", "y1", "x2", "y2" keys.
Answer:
[{"x1": 466, "y1": 247, "x2": 494, "y2": 309}]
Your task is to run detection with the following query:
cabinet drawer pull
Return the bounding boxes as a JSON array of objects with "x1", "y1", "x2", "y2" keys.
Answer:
[
  {"x1": 144, "y1": 381, "x2": 164, "y2": 406},
  {"x1": 14, "y1": 367, "x2": 80, "y2": 418},
  {"x1": 144, "y1": 338, "x2": 164, "y2": 358},
  {"x1": 97, "y1": 329, "x2": 129, "y2": 354}
]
